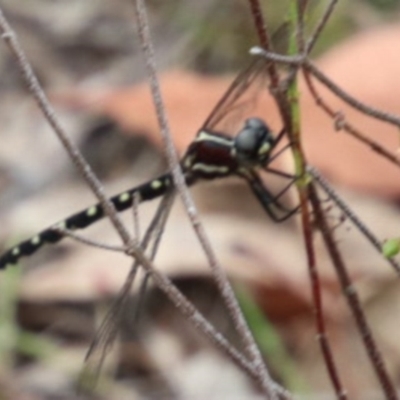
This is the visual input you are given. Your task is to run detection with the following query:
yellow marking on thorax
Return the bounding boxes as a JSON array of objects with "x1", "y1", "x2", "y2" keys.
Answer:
[
  {"x1": 195, "y1": 131, "x2": 232, "y2": 146},
  {"x1": 192, "y1": 164, "x2": 229, "y2": 174},
  {"x1": 258, "y1": 142, "x2": 271, "y2": 156}
]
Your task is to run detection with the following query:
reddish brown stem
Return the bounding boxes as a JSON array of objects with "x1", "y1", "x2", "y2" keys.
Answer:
[
  {"x1": 301, "y1": 186, "x2": 348, "y2": 399},
  {"x1": 309, "y1": 184, "x2": 398, "y2": 400},
  {"x1": 246, "y1": 0, "x2": 293, "y2": 133}
]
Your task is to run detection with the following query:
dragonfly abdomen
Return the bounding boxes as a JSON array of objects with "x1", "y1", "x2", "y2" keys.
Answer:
[{"x1": 0, "y1": 173, "x2": 174, "y2": 269}]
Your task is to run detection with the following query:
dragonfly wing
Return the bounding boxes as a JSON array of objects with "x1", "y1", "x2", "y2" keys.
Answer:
[{"x1": 200, "y1": 58, "x2": 269, "y2": 136}]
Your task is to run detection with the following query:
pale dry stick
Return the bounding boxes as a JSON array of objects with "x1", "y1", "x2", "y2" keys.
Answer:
[
  {"x1": 252, "y1": 46, "x2": 400, "y2": 129},
  {"x1": 302, "y1": 67, "x2": 400, "y2": 169},
  {"x1": 305, "y1": 60, "x2": 400, "y2": 129},
  {"x1": 53, "y1": 227, "x2": 125, "y2": 253},
  {"x1": 127, "y1": 237, "x2": 293, "y2": 399},
  {"x1": 132, "y1": 191, "x2": 141, "y2": 244},
  {"x1": 0, "y1": 7, "x2": 132, "y2": 250},
  {"x1": 255, "y1": 49, "x2": 400, "y2": 171},
  {"x1": 131, "y1": 192, "x2": 177, "y2": 325},
  {"x1": 0, "y1": 7, "x2": 291, "y2": 397},
  {"x1": 132, "y1": 1, "x2": 280, "y2": 399},
  {"x1": 304, "y1": 3, "x2": 400, "y2": 159},
  {"x1": 308, "y1": 166, "x2": 400, "y2": 275},
  {"x1": 251, "y1": 47, "x2": 400, "y2": 169},
  {"x1": 262, "y1": 8, "x2": 400, "y2": 130},
  {"x1": 250, "y1": 47, "x2": 305, "y2": 65}
]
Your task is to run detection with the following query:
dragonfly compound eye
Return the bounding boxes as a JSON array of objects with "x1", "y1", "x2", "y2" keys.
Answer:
[{"x1": 234, "y1": 117, "x2": 274, "y2": 163}]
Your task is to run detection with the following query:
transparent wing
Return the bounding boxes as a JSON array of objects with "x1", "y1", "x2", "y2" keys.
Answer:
[
  {"x1": 78, "y1": 192, "x2": 175, "y2": 392},
  {"x1": 77, "y1": 266, "x2": 139, "y2": 393},
  {"x1": 200, "y1": 57, "x2": 270, "y2": 136}
]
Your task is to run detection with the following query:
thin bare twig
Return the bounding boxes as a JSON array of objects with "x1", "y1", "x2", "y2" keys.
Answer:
[
  {"x1": 247, "y1": 0, "x2": 293, "y2": 136},
  {"x1": 132, "y1": 0, "x2": 279, "y2": 398},
  {"x1": 247, "y1": 0, "x2": 280, "y2": 88},
  {"x1": 302, "y1": 68, "x2": 400, "y2": 169},
  {"x1": 0, "y1": 8, "x2": 133, "y2": 249},
  {"x1": 131, "y1": 238, "x2": 292, "y2": 398},
  {"x1": 309, "y1": 183, "x2": 398, "y2": 400},
  {"x1": 308, "y1": 166, "x2": 400, "y2": 276},
  {"x1": 301, "y1": 194, "x2": 348, "y2": 400},
  {"x1": 250, "y1": 47, "x2": 304, "y2": 64},
  {"x1": 132, "y1": 191, "x2": 141, "y2": 245},
  {"x1": 53, "y1": 227, "x2": 125, "y2": 253},
  {"x1": 305, "y1": 0, "x2": 339, "y2": 54},
  {"x1": 295, "y1": 0, "x2": 306, "y2": 53},
  {"x1": 305, "y1": 60, "x2": 400, "y2": 128},
  {"x1": 252, "y1": 46, "x2": 400, "y2": 170},
  {"x1": 253, "y1": 46, "x2": 400, "y2": 129}
]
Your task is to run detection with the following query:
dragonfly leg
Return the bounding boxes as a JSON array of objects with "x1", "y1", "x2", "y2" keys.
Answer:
[
  {"x1": 262, "y1": 187, "x2": 300, "y2": 221},
  {"x1": 274, "y1": 177, "x2": 298, "y2": 201},
  {"x1": 243, "y1": 170, "x2": 299, "y2": 222},
  {"x1": 264, "y1": 166, "x2": 297, "y2": 180},
  {"x1": 272, "y1": 204, "x2": 299, "y2": 222},
  {"x1": 260, "y1": 200, "x2": 299, "y2": 223},
  {"x1": 267, "y1": 141, "x2": 291, "y2": 164}
]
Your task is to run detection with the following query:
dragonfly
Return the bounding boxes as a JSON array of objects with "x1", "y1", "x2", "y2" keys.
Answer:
[{"x1": 0, "y1": 58, "x2": 297, "y2": 271}]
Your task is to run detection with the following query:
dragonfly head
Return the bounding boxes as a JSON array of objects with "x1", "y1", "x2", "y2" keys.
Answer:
[{"x1": 233, "y1": 118, "x2": 275, "y2": 166}]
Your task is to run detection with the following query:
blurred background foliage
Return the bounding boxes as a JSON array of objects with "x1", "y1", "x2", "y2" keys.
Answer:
[
  {"x1": 146, "y1": 0, "x2": 400, "y2": 72},
  {"x1": 0, "y1": 0, "x2": 399, "y2": 88}
]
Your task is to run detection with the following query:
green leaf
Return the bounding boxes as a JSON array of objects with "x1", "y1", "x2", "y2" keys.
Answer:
[{"x1": 382, "y1": 238, "x2": 400, "y2": 258}]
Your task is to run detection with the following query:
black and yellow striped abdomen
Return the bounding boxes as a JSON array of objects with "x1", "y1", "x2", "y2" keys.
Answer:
[{"x1": 0, "y1": 173, "x2": 174, "y2": 269}]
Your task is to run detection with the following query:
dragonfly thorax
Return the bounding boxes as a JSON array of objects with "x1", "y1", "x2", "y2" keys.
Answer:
[{"x1": 233, "y1": 118, "x2": 275, "y2": 166}]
